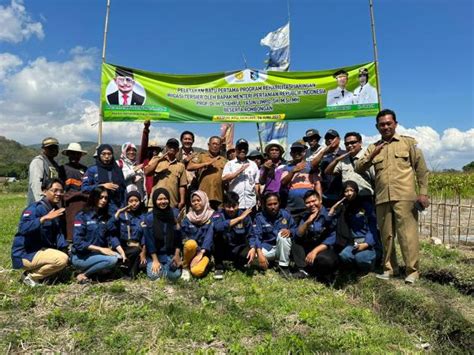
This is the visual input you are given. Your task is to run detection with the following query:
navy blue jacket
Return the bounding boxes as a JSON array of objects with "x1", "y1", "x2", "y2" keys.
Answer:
[
  {"x1": 115, "y1": 210, "x2": 145, "y2": 245},
  {"x1": 143, "y1": 209, "x2": 182, "y2": 255},
  {"x1": 81, "y1": 165, "x2": 125, "y2": 210},
  {"x1": 212, "y1": 209, "x2": 252, "y2": 253},
  {"x1": 72, "y1": 210, "x2": 120, "y2": 255},
  {"x1": 181, "y1": 216, "x2": 214, "y2": 251},
  {"x1": 11, "y1": 198, "x2": 68, "y2": 269},
  {"x1": 251, "y1": 208, "x2": 297, "y2": 250},
  {"x1": 296, "y1": 207, "x2": 336, "y2": 246}
]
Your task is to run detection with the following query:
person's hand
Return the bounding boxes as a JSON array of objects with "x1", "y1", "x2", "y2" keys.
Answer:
[
  {"x1": 102, "y1": 182, "x2": 119, "y2": 191},
  {"x1": 151, "y1": 260, "x2": 161, "y2": 274},
  {"x1": 354, "y1": 242, "x2": 369, "y2": 252},
  {"x1": 306, "y1": 209, "x2": 320, "y2": 224},
  {"x1": 258, "y1": 252, "x2": 269, "y2": 270},
  {"x1": 134, "y1": 164, "x2": 144, "y2": 171},
  {"x1": 41, "y1": 208, "x2": 65, "y2": 223},
  {"x1": 172, "y1": 254, "x2": 183, "y2": 268},
  {"x1": 190, "y1": 250, "x2": 205, "y2": 268},
  {"x1": 240, "y1": 208, "x2": 253, "y2": 220},
  {"x1": 120, "y1": 251, "x2": 127, "y2": 263},
  {"x1": 206, "y1": 156, "x2": 220, "y2": 168},
  {"x1": 417, "y1": 194, "x2": 430, "y2": 209},
  {"x1": 305, "y1": 250, "x2": 318, "y2": 265},
  {"x1": 329, "y1": 197, "x2": 346, "y2": 216},
  {"x1": 100, "y1": 247, "x2": 116, "y2": 256},
  {"x1": 293, "y1": 161, "x2": 307, "y2": 173},
  {"x1": 279, "y1": 229, "x2": 291, "y2": 238},
  {"x1": 239, "y1": 163, "x2": 250, "y2": 174},
  {"x1": 337, "y1": 151, "x2": 351, "y2": 161},
  {"x1": 177, "y1": 201, "x2": 186, "y2": 211},
  {"x1": 370, "y1": 141, "x2": 387, "y2": 160},
  {"x1": 246, "y1": 248, "x2": 256, "y2": 265},
  {"x1": 263, "y1": 160, "x2": 273, "y2": 169},
  {"x1": 139, "y1": 250, "x2": 147, "y2": 266}
]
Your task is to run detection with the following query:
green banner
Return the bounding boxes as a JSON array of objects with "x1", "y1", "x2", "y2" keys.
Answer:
[{"x1": 101, "y1": 62, "x2": 379, "y2": 122}]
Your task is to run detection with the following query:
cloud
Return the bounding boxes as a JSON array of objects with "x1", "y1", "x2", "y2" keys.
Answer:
[
  {"x1": 362, "y1": 125, "x2": 474, "y2": 170},
  {"x1": 0, "y1": 0, "x2": 44, "y2": 43},
  {"x1": 0, "y1": 52, "x2": 22, "y2": 80}
]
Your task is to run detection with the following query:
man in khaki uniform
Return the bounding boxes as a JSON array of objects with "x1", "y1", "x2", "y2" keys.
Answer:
[
  {"x1": 187, "y1": 136, "x2": 227, "y2": 210},
  {"x1": 355, "y1": 109, "x2": 429, "y2": 284},
  {"x1": 145, "y1": 138, "x2": 187, "y2": 209}
]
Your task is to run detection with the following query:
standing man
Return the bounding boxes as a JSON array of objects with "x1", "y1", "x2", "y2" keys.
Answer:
[
  {"x1": 355, "y1": 109, "x2": 429, "y2": 284},
  {"x1": 326, "y1": 69, "x2": 354, "y2": 106},
  {"x1": 187, "y1": 136, "x2": 227, "y2": 210},
  {"x1": 59, "y1": 143, "x2": 88, "y2": 241},
  {"x1": 303, "y1": 129, "x2": 324, "y2": 162},
  {"x1": 311, "y1": 130, "x2": 347, "y2": 208},
  {"x1": 222, "y1": 139, "x2": 260, "y2": 212},
  {"x1": 28, "y1": 137, "x2": 61, "y2": 205},
  {"x1": 259, "y1": 139, "x2": 286, "y2": 195},
  {"x1": 353, "y1": 68, "x2": 378, "y2": 105},
  {"x1": 324, "y1": 132, "x2": 375, "y2": 199},
  {"x1": 281, "y1": 141, "x2": 321, "y2": 224},
  {"x1": 145, "y1": 138, "x2": 187, "y2": 210}
]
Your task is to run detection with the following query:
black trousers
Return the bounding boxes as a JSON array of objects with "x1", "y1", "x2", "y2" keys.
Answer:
[
  {"x1": 213, "y1": 233, "x2": 250, "y2": 270},
  {"x1": 291, "y1": 240, "x2": 339, "y2": 278},
  {"x1": 122, "y1": 245, "x2": 142, "y2": 279}
]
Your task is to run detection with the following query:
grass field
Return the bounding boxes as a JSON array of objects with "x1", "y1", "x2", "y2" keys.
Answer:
[{"x1": 0, "y1": 194, "x2": 473, "y2": 353}]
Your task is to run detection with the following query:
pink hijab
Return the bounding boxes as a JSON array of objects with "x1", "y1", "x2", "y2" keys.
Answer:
[{"x1": 187, "y1": 190, "x2": 214, "y2": 225}]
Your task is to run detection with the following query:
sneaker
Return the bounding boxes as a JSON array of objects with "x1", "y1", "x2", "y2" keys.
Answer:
[
  {"x1": 291, "y1": 269, "x2": 309, "y2": 279},
  {"x1": 404, "y1": 272, "x2": 419, "y2": 284},
  {"x1": 375, "y1": 271, "x2": 391, "y2": 280},
  {"x1": 213, "y1": 269, "x2": 224, "y2": 280},
  {"x1": 21, "y1": 272, "x2": 40, "y2": 287},
  {"x1": 277, "y1": 265, "x2": 291, "y2": 279},
  {"x1": 181, "y1": 269, "x2": 191, "y2": 281}
]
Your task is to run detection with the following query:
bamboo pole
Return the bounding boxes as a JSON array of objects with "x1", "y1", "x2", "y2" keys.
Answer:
[
  {"x1": 457, "y1": 194, "x2": 461, "y2": 246},
  {"x1": 98, "y1": 0, "x2": 111, "y2": 145},
  {"x1": 369, "y1": 0, "x2": 382, "y2": 107}
]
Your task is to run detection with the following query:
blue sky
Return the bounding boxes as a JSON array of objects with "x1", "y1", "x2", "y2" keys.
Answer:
[{"x1": 0, "y1": 0, "x2": 472, "y2": 169}]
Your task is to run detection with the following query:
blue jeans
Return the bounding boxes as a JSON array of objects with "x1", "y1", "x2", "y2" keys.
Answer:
[
  {"x1": 72, "y1": 253, "x2": 118, "y2": 277},
  {"x1": 339, "y1": 246, "x2": 376, "y2": 273},
  {"x1": 146, "y1": 254, "x2": 181, "y2": 281}
]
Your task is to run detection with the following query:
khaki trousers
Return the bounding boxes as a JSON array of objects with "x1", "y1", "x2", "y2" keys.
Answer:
[
  {"x1": 22, "y1": 248, "x2": 69, "y2": 281},
  {"x1": 376, "y1": 201, "x2": 419, "y2": 276},
  {"x1": 183, "y1": 240, "x2": 209, "y2": 278}
]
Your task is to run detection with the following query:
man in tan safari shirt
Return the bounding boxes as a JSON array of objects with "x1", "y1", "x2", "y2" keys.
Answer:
[{"x1": 355, "y1": 109, "x2": 429, "y2": 284}]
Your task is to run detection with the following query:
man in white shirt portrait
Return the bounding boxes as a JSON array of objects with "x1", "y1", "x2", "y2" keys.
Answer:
[{"x1": 326, "y1": 69, "x2": 354, "y2": 107}]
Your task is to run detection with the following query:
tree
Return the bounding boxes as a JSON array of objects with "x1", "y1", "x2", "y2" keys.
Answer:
[{"x1": 462, "y1": 161, "x2": 474, "y2": 172}]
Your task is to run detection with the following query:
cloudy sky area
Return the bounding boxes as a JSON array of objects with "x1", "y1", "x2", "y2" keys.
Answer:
[{"x1": 0, "y1": 0, "x2": 472, "y2": 169}]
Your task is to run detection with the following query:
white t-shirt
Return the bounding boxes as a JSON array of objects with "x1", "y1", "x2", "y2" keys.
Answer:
[{"x1": 222, "y1": 158, "x2": 260, "y2": 209}]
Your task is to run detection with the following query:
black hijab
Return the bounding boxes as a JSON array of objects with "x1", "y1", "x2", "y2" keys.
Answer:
[
  {"x1": 152, "y1": 188, "x2": 176, "y2": 254},
  {"x1": 336, "y1": 180, "x2": 363, "y2": 248},
  {"x1": 95, "y1": 144, "x2": 125, "y2": 186}
]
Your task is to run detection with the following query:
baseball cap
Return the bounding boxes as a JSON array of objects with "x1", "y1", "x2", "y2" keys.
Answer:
[
  {"x1": 41, "y1": 137, "x2": 59, "y2": 148},
  {"x1": 290, "y1": 141, "x2": 307, "y2": 150},
  {"x1": 235, "y1": 138, "x2": 249, "y2": 149},
  {"x1": 303, "y1": 129, "x2": 321, "y2": 142},
  {"x1": 166, "y1": 138, "x2": 180, "y2": 148},
  {"x1": 324, "y1": 129, "x2": 340, "y2": 139}
]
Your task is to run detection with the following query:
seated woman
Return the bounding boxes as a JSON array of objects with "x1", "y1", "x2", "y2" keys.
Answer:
[
  {"x1": 72, "y1": 186, "x2": 127, "y2": 284},
  {"x1": 291, "y1": 190, "x2": 339, "y2": 282},
  {"x1": 143, "y1": 188, "x2": 182, "y2": 281},
  {"x1": 82, "y1": 144, "x2": 126, "y2": 214},
  {"x1": 114, "y1": 191, "x2": 147, "y2": 279},
  {"x1": 212, "y1": 191, "x2": 253, "y2": 280},
  {"x1": 335, "y1": 181, "x2": 381, "y2": 273},
  {"x1": 118, "y1": 142, "x2": 146, "y2": 201},
  {"x1": 181, "y1": 190, "x2": 214, "y2": 279},
  {"x1": 11, "y1": 179, "x2": 69, "y2": 287},
  {"x1": 251, "y1": 193, "x2": 296, "y2": 275}
]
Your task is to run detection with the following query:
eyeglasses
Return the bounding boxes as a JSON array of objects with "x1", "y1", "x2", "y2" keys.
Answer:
[
  {"x1": 115, "y1": 76, "x2": 134, "y2": 84},
  {"x1": 344, "y1": 140, "x2": 360, "y2": 146},
  {"x1": 49, "y1": 188, "x2": 64, "y2": 195}
]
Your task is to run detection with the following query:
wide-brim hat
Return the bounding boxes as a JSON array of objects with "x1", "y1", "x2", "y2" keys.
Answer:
[
  {"x1": 62, "y1": 142, "x2": 87, "y2": 156},
  {"x1": 264, "y1": 140, "x2": 285, "y2": 155}
]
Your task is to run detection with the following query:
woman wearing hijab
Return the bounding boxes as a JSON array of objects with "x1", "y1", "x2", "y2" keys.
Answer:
[
  {"x1": 118, "y1": 142, "x2": 146, "y2": 201},
  {"x1": 334, "y1": 180, "x2": 381, "y2": 273},
  {"x1": 143, "y1": 188, "x2": 182, "y2": 281},
  {"x1": 114, "y1": 190, "x2": 147, "y2": 279},
  {"x1": 82, "y1": 144, "x2": 126, "y2": 214},
  {"x1": 72, "y1": 186, "x2": 126, "y2": 284},
  {"x1": 181, "y1": 190, "x2": 215, "y2": 279}
]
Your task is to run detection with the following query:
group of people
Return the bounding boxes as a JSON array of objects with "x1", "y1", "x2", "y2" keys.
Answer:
[{"x1": 12, "y1": 108, "x2": 429, "y2": 287}]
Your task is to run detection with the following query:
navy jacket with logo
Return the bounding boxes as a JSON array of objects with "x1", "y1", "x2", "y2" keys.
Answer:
[{"x1": 251, "y1": 209, "x2": 297, "y2": 251}]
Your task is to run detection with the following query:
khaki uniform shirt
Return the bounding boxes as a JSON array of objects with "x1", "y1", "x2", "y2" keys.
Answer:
[
  {"x1": 355, "y1": 134, "x2": 429, "y2": 205},
  {"x1": 150, "y1": 159, "x2": 188, "y2": 208},
  {"x1": 192, "y1": 152, "x2": 227, "y2": 203}
]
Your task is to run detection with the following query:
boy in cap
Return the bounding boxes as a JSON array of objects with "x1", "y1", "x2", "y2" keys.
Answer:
[
  {"x1": 145, "y1": 138, "x2": 187, "y2": 209},
  {"x1": 303, "y1": 129, "x2": 324, "y2": 162},
  {"x1": 27, "y1": 137, "x2": 62, "y2": 205}
]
